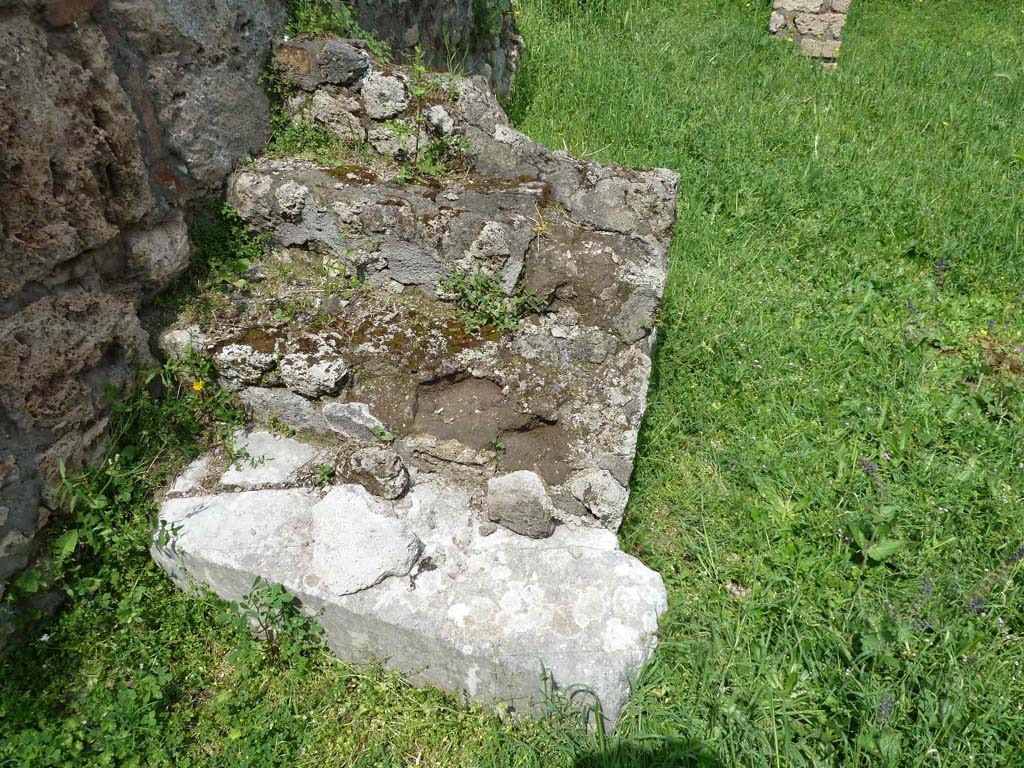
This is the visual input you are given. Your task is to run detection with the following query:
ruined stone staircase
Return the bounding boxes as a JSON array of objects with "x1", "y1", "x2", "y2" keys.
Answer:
[{"x1": 153, "y1": 36, "x2": 679, "y2": 723}]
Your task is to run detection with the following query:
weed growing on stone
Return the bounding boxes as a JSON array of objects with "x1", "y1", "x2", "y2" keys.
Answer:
[
  {"x1": 285, "y1": 0, "x2": 390, "y2": 60},
  {"x1": 156, "y1": 201, "x2": 268, "y2": 325},
  {"x1": 265, "y1": 414, "x2": 298, "y2": 438},
  {"x1": 392, "y1": 51, "x2": 472, "y2": 183},
  {"x1": 312, "y1": 464, "x2": 336, "y2": 487},
  {"x1": 322, "y1": 261, "x2": 365, "y2": 299},
  {"x1": 439, "y1": 270, "x2": 543, "y2": 333},
  {"x1": 260, "y1": 64, "x2": 370, "y2": 167},
  {"x1": 267, "y1": 115, "x2": 352, "y2": 164}
]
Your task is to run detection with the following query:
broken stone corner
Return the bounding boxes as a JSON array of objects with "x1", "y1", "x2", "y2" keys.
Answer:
[{"x1": 152, "y1": 33, "x2": 680, "y2": 725}]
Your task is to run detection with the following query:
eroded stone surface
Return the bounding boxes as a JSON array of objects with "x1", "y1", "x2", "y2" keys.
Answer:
[
  {"x1": 0, "y1": 0, "x2": 286, "y2": 596},
  {"x1": 0, "y1": 0, "x2": 534, "y2": 608},
  {"x1": 155, "y1": 37, "x2": 678, "y2": 720},
  {"x1": 154, "y1": 430, "x2": 665, "y2": 722},
  {"x1": 345, "y1": 446, "x2": 409, "y2": 500},
  {"x1": 275, "y1": 38, "x2": 371, "y2": 91},
  {"x1": 218, "y1": 430, "x2": 317, "y2": 488},
  {"x1": 163, "y1": 54, "x2": 678, "y2": 535},
  {"x1": 486, "y1": 471, "x2": 554, "y2": 539}
]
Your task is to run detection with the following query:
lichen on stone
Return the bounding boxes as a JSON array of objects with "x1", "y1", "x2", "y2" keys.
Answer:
[{"x1": 153, "y1": 33, "x2": 680, "y2": 725}]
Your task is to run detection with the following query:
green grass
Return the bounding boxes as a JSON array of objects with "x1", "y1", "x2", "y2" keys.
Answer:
[
  {"x1": 507, "y1": 0, "x2": 1024, "y2": 763},
  {"x1": 4, "y1": 0, "x2": 1024, "y2": 765}
]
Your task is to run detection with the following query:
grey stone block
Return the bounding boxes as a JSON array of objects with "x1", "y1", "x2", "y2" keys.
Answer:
[{"x1": 153, "y1": 459, "x2": 665, "y2": 724}]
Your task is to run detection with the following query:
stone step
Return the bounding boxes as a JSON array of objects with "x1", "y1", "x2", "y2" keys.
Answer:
[{"x1": 153, "y1": 429, "x2": 666, "y2": 723}]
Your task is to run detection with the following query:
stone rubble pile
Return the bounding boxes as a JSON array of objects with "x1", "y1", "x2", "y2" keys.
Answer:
[{"x1": 154, "y1": 36, "x2": 679, "y2": 723}]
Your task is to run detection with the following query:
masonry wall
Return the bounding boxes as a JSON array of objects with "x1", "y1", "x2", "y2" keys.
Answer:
[
  {"x1": 770, "y1": 0, "x2": 850, "y2": 61},
  {"x1": 0, "y1": 0, "x2": 290, "y2": 596},
  {"x1": 354, "y1": 0, "x2": 522, "y2": 96},
  {"x1": 0, "y1": 0, "x2": 523, "y2": 602}
]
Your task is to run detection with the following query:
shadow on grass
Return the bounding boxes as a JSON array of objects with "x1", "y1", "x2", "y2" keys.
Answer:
[{"x1": 574, "y1": 737, "x2": 725, "y2": 768}]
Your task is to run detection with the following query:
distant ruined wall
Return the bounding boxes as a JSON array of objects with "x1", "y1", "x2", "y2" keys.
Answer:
[
  {"x1": 0, "y1": 0, "x2": 524, "y2": 602},
  {"x1": 770, "y1": 0, "x2": 850, "y2": 61},
  {"x1": 353, "y1": 0, "x2": 522, "y2": 96}
]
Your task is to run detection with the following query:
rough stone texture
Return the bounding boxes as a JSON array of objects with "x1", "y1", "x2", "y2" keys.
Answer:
[
  {"x1": 567, "y1": 469, "x2": 631, "y2": 529},
  {"x1": 0, "y1": 288, "x2": 151, "y2": 584},
  {"x1": 345, "y1": 446, "x2": 409, "y2": 500},
  {"x1": 771, "y1": 0, "x2": 850, "y2": 62},
  {"x1": 322, "y1": 402, "x2": 386, "y2": 440},
  {"x1": 486, "y1": 471, "x2": 554, "y2": 539},
  {"x1": 154, "y1": 430, "x2": 666, "y2": 722},
  {"x1": 171, "y1": 60, "x2": 680, "y2": 535},
  {"x1": 238, "y1": 387, "x2": 330, "y2": 432},
  {"x1": 351, "y1": 0, "x2": 523, "y2": 97},
  {"x1": 0, "y1": 0, "x2": 528, "y2": 606},
  {"x1": 0, "y1": 0, "x2": 528, "y2": 608},
  {"x1": 154, "y1": 42, "x2": 678, "y2": 719},
  {"x1": 360, "y1": 72, "x2": 411, "y2": 120},
  {"x1": 0, "y1": 0, "x2": 287, "y2": 595},
  {"x1": 274, "y1": 37, "x2": 370, "y2": 91},
  {"x1": 219, "y1": 430, "x2": 317, "y2": 488},
  {"x1": 279, "y1": 349, "x2": 349, "y2": 397}
]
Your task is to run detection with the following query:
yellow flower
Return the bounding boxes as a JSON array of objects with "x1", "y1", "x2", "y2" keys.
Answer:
[{"x1": 192, "y1": 380, "x2": 204, "y2": 392}]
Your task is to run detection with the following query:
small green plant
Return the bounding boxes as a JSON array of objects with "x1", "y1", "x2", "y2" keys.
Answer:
[
  {"x1": 418, "y1": 133, "x2": 471, "y2": 180},
  {"x1": 527, "y1": 203, "x2": 549, "y2": 236},
  {"x1": 313, "y1": 464, "x2": 336, "y2": 488},
  {"x1": 489, "y1": 434, "x2": 506, "y2": 452},
  {"x1": 161, "y1": 202, "x2": 267, "y2": 307},
  {"x1": 471, "y1": 0, "x2": 510, "y2": 45},
  {"x1": 4, "y1": 353, "x2": 244, "y2": 608},
  {"x1": 389, "y1": 49, "x2": 470, "y2": 183},
  {"x1": 372, "y1": 424, "x2": 396, "y2": 444},
  {"x1": 266, "y1": 414, "x2": 297, "y2": 438},
  {"x1": 322, "y1": 260, "x2": 366, "y2": 298},
  {"x1": 154, "y1": 518, "x2": 182, "y2": 550},
  {"x1": 216, "y1": 577, "x2": 322, "y2": 668},
  {"x1": 844, "y1": 504, "x2": 906, "y2": 565},
  {"x1": 227, "y1": 449, "x2": 265, "y2": 473},
  {"x1": 439, "y1": 271, "x2": 544, "y2": 333},
  {"x1": 273, "y1": 304, "x2": 298, "y2": 323},
  {"x1": 284, "y1": 0, "x2": 390, "y2": 59},
  {"x1": 267, "y1": 114, "x2": 350, "y2": 164},
  {"x1": 260, "y1": 63, "x2": 367, "y2": 166},
  {"x1": 202, "y1": 206, "x2": 265, "y2": 289},
  {"x1": 409, "y1": 47, "x2": 439, "y2": 101},
  {"x1": 271, "y1": 294, "x2": 315, "y2": 324}
]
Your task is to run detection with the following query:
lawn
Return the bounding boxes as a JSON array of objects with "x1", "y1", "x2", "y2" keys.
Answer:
[{"x1": 3, "y1": 0, "x2": 1024, "y2": 765}]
